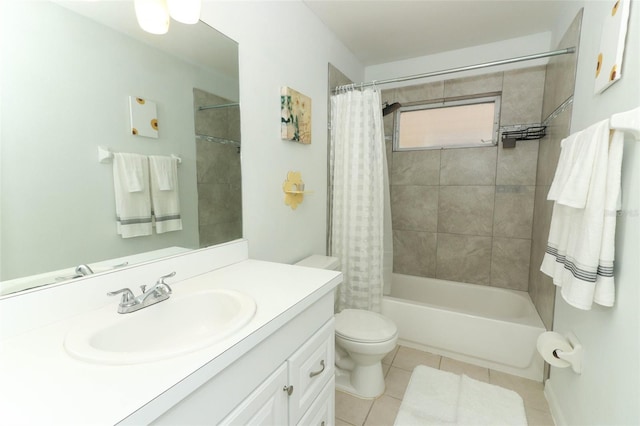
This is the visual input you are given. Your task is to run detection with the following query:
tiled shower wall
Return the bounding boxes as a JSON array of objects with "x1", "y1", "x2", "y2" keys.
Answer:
[
  {"x1": 529, "y1": 11, "x2": 582, "y2": 330},
  {"x1": 382, "y1": 66, "x2": 545, "y2": 291},
  {"x1": 193, "y1": 88, "x2": 242, "y2": 248}
]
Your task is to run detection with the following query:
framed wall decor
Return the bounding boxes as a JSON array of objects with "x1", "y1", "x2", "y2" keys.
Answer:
[
  {"x1": 129, "y1": 96, "x2": 159, "y2": 138},
  {"x1": 281, "y1": 86, "x2": 311, "y2": 144},
  {"x1": 594, "y1": 0, "x2": 631, "y2": 94}
]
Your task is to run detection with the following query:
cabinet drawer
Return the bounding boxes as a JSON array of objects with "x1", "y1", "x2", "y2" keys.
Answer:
[
  {"x1": 288, "y1": 318, "x2": 335, "y2": 424},
  {"x1": 297, "y1": 376, "x2": 335, "y2": 426}
]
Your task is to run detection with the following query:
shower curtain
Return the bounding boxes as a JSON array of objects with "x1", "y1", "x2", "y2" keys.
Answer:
[{"x1": 330, "y1": 88, "x2": 386, "y2": 312}]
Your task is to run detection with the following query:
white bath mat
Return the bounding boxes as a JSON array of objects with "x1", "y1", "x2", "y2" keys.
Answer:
[{"x1": 394, "y1": 365, "x2": 527, "y2": 426}]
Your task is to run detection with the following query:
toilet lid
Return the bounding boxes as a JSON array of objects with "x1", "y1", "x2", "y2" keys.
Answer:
[{"x1": 335, "y1": 309, "x2": 397, "y2": 343}]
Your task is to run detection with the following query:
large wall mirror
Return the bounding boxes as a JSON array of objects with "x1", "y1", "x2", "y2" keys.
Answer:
[{"x1": 0, "y1": 1, "x2": 242, "y2": 296}]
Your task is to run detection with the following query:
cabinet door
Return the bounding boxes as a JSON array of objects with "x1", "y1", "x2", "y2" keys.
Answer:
[
  {"x1": 219, "y1": 363, "x2": 288, "y2": 426},
  {"x1": 297, "y1": 376, "x2": 335, "y2": 426},
  {"x1": 288, "y1": 319, "x2": 335, "y2": 424}
]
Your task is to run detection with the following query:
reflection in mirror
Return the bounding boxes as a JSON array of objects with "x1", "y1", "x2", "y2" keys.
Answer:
[
  {"x1": 193, "y1": 89, "x2": 242, "y2": 248},
  {"x1": 0, "y1": 1, "x2": 241, "y2": 296}
]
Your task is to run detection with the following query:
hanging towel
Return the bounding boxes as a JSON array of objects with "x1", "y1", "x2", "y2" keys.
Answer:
[
  {"x1": 540, "y1": 119, "x2": 624, "y2": 309},
  {"x1": 113, "y1": 153, "x2": 152, "y2": 238},
  {"x1": 149, "y1": 155, "x2": 182, "y2": 234}
]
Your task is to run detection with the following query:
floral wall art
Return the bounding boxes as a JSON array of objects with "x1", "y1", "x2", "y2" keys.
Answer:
[{"x1": 281, "y1": 86, "x2": 311, "y2": 144}]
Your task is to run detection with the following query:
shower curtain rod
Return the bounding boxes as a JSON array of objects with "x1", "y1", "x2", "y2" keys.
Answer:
[
  {"x1": 333, "y1": 47, "x2": 575, "y2": 93},
  {"x1": 198, "y1": 102, "x2": 240, "y2": 111}
]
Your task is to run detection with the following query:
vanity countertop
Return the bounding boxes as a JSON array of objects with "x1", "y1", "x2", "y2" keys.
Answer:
[{"x1": 0, "y1": 259, "x2": 341, "y2": 425}]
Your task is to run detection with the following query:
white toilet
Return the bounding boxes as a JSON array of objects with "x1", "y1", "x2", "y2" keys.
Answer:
[{"x1": 295, "y1": 255, "x2": 398, "y2": 399}]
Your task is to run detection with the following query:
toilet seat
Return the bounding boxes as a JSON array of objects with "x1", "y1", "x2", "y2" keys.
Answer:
[{"x1": 335, "y1": 309, "x2": 397, "y2": 343}]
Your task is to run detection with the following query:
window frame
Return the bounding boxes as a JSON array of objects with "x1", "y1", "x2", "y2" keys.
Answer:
[{"x1": 392, "y1": 95, "x2": 502, "y2": 151}]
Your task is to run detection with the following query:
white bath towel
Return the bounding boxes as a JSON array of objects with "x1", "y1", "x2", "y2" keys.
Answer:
[
  {"x1": 540, "y1": 119, "x2": 624, "y2": 309},
  {"x1": 149, "y1": 155, "x2": 182, "y2": 234},
  {"x1": 113, "y1": 153, "x2": 152, "y2": 238},
  {"x1": 394, "y1": 365, "x2": 527, "y2": 426}
]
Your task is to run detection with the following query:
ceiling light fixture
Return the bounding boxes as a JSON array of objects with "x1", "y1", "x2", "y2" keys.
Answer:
[
  {"x1": 134, "y1": 0, "x2": 170, "y2": 35},
  {"x1": 134, "y1": 0, "x2": 202, "y2": 35},
  {"x1": 166, "y1": 0, "x2": 202, "y2": 25}
]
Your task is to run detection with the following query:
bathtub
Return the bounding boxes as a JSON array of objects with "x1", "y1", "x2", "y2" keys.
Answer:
[{"x1": 381, "y1": 273, "x2": 546, "y2": 381}]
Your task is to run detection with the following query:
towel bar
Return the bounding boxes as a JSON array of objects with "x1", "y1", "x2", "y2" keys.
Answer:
[
  {"x1": 610, "y1": 107, "x2": 640, "y2": 139},
  {"x1": 98, "y1": 146, "x2": 182, "y2": 164}
]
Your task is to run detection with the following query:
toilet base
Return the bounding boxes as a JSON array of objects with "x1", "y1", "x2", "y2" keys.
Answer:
[{"x1": 335, "y1": 363, "x2": 385, "y2": 399}]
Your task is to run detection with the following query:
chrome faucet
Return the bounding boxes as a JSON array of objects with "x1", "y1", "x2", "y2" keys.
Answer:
[
  {"x1": 75, "y1": 264, "x2": 94, "y2": 276},
  {"x1": 107, "y1": 272, "x2": 176, "y2": 314}
]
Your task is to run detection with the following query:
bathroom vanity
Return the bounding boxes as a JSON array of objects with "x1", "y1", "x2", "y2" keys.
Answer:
[{"x1": 0, "y1": 240, "x2": 341, "y2": 424}]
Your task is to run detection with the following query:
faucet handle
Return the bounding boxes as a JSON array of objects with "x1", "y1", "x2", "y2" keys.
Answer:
[
  {"x1": 155, "y1": 272, "x2": 176, "y2": 294},
  {"x1": 157, "y1": 271, "x2": 176, "y2": 285},
  {"x1": 107, "y1": 288, "x2": 135, "y2": 305}
]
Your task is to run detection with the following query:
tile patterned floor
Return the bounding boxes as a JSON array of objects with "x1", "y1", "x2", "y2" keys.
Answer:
[{"x1": 335, "y1": 345, "x2": 555, "y2": 426}]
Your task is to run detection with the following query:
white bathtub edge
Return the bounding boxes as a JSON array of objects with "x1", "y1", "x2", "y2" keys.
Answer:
[{"x1": 396, "y1": 338, "x2": 545, "y2": 382}]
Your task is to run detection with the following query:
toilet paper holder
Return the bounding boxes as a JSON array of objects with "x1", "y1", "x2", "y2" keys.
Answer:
[{"x1": 548, "y1": 332, "x2": 583, "y2": 374}]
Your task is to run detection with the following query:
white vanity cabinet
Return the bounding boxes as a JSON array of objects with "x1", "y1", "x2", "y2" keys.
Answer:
[
  {"x1": 150, "y1": 292, "x2": 336, "y2": 425},
  {"x1": 220, "y1": 319, "x2": 335, "y2": 425},
  {"x1": 0, "y1": 242, "x2": 342, "y2": 426}
]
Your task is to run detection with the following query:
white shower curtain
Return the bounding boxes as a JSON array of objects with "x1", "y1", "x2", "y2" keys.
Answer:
[{"x1": 330, "y1": 88, "x2": 386, "y2": 312}]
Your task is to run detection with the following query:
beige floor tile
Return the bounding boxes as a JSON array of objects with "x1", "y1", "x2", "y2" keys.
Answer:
[
  {"x1": 364, "y1": 395, "x2": 402, "y2": 426},
  {"x1": 526, "y1": 406, "x2": 556, "y2": 426},
  {"x1": 382, "y1": 345, "x2": 399, "y2": 365},
  {"x1": 439, "y1": 357, "x2": 489, "y2": 382},
  {"x1": 335, "y1": 390, "x2": 374, "y2": 426},
  {"x1": 384, "y1": 366, "x2": 412, "y2": 400},
  {"x1": 489, "y1": 370, "x2": 549, "y2": 412},
  {"x1": 392, "y1": 346, "x2": 441, "y2": 372},
  {"x1": 336, "y1": 418, "x2": 357, "y2": 426},
  {"x1": 382, "y1": 362, "x2": 391, "y2": 377}
]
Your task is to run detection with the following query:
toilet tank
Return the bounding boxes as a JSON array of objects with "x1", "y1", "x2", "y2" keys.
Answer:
[{"x1": 295, "y1": 255, "x2": 340, "y2": 271}]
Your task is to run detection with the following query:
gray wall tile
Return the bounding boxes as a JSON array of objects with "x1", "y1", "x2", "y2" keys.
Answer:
[
  {"x1": 440, "y1": 146, "x2": 497, "y2": 185},
  {"x1": 536, "y1": 105, "x2": 572, "y2": 186},
  {"x1": 501, "y1": 67, "x2": 546, "y2": 125},
  {"x1": 393, "y1": 230, "x2": 437, "y2": 277},
  {"x1": 494, "y1": 186, "x2": 535, "y2": 239},
  {"x1": 385, "y1": 65, "x2": 546, "y2": 294},
  {"x1": 390, "y1": 81, "x2": 445, "y2": 104},
  {"x1": 528, "y1": 10, "x2": 582, "y2": 329},
  {"x1": 444, "y1": 72, "x2": 503, "y2": 98},
  {"x1": 529, "y1": 185, "x2": 556, "y2": 329},
  {"x1": 496, "y1": 139, "x2": 539, "y2": 185},
  {"x1": 436, "y1": 233, "x2": 492, "y2": 285},
  {"x1": 391, "y1": 185, "x2": 438, "y2": 232},
  {"x1": 438, "y1": 186, "x2": 495, "y2": 236},
  {"x1": 391, "y1": 150, "x2": 441, "y2": 185},
  {"x1": 491, "y1": 238, "x2": 532, "y2": 291},
  {"x1": 541, "y1": 11, "x2": 582, "y2": 120}
]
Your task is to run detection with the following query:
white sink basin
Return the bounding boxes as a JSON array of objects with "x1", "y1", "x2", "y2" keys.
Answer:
[{"x1": 64, "y1": 289, "x2": 256, "y2": 365}]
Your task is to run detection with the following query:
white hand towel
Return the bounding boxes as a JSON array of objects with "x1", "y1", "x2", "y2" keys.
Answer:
[
  {"x1": 547, "y1": 122, "x2": 607, "y2": 208},
  {"x1": 150, "y1": 155, "x2": 174, "y2": 190},
  {"x1": 114, "y1": 152, "x2": 145, "y2": 192},
  {"x1": 540, "y1": 120, "x2": 624, "y2": 309},
  {"x1": 112, "y1": 153, "x2": 152, "y2": 238},
  {"x1": 149, "y1": 155, "x2": 182, "y2": 234}
]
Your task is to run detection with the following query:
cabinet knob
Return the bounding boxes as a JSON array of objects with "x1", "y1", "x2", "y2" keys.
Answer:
[{"x1": 283, "y1": 385, "x2": 294, "y2": 396}]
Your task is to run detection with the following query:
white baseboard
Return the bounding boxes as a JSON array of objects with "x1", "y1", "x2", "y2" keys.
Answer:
[{"x1": 544, "y1": 379, "x2": 566, "y2": 426}]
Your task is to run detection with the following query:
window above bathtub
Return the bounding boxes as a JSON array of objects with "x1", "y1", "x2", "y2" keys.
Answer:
[{"x1": 392, "y1": 95, "x2": 501, "y2": 151}]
